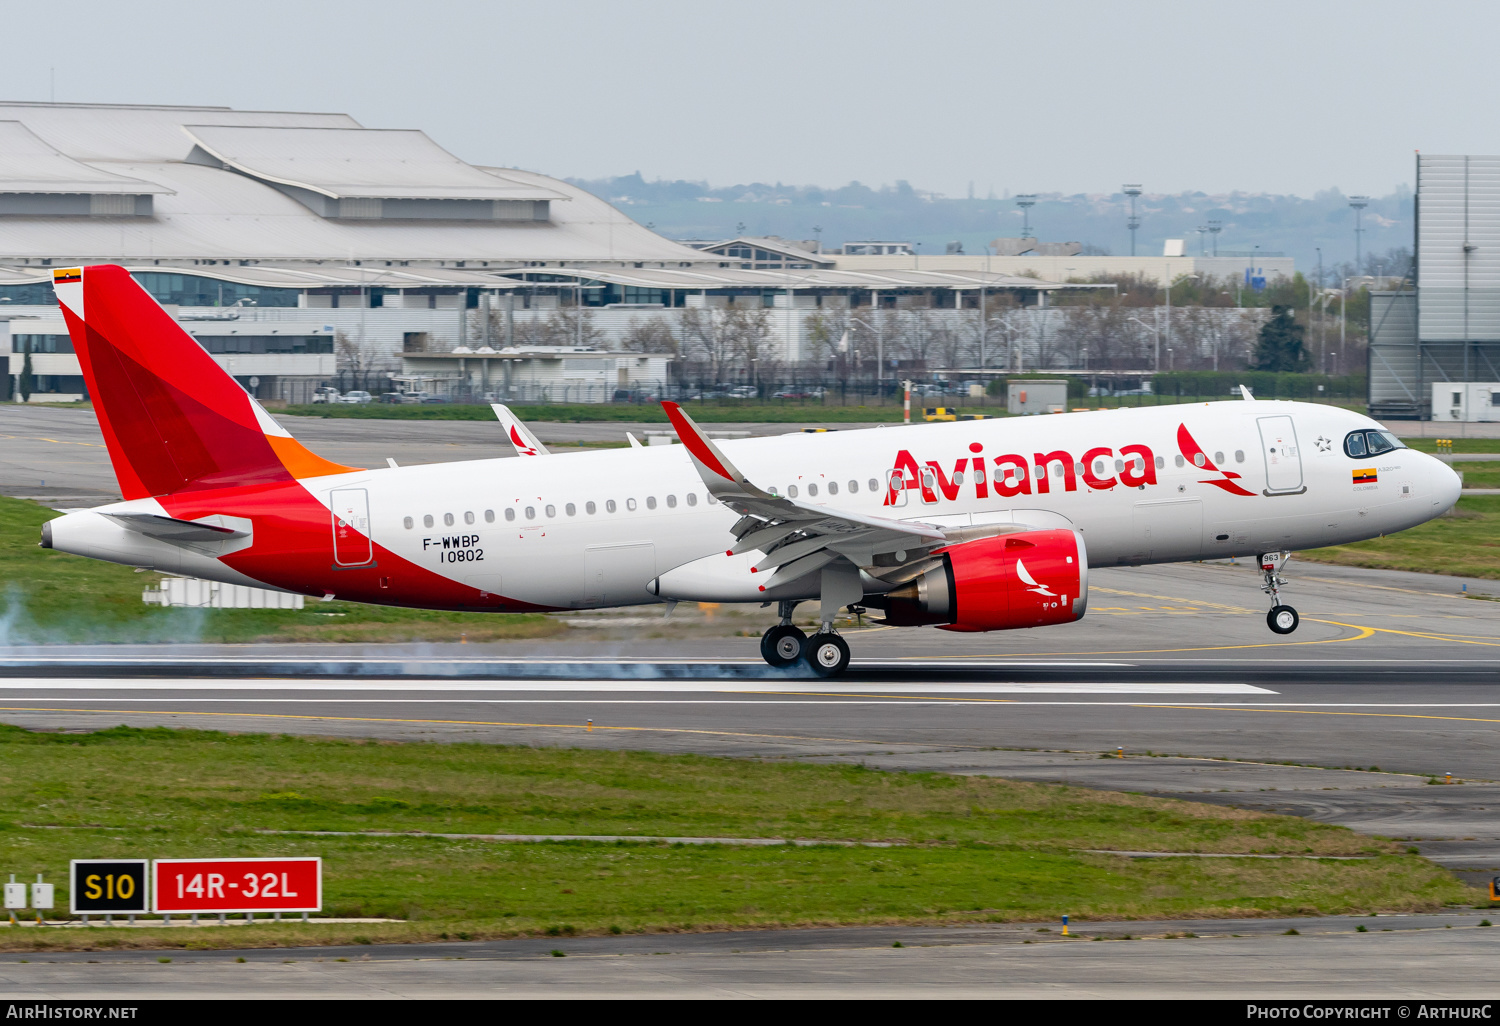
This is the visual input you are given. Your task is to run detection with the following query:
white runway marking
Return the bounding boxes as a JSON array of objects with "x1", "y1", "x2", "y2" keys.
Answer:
[
  {"x1": 0, "y1": 678, "x2": 1274, "y2": 695},
  {"x1": 0, "y1": 657, "x2": 1133, "y2": 668}
]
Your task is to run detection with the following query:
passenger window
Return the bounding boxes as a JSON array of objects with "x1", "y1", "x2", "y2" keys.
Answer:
[
  {"x1": 586, "y1": 501, "x2": 597, "y2": 514},
  {"x1": 808, "y1": 483, "x2": 818, "y2": 497},
  {"x1": 525, "y1": 506, "x2": 535, "y2": 520},
  {"x1": 706, "y1": 493, "x2": 718, "y2": 504},
  {"x1": 443, "y1": 513, "x2": 455, "y2": 527},
  {"x1": 828, "y1": 481, "x2": 838, "y2": 495},
  {"x1": 626, "y1": 498, "x2": 637, "y2": 511},
  {"x1": 867, "y1": 478, "x2": 878, "y2": 491},
  {"x1": 1213, "y1": 452, "x2": 1224, "y2": 465},
  {"x1": 686, "y1": 493, "x2": 698, "y2": 507},
  {"x1": 788, "y1": 485, "x2": 799, "y2": 498},
  {"x1": 1174, "y1": 455, "x2": 1185, "y2": 468},
  {"x1": 1155, "y1": 456, "x2": 1164, "y2": 469},
  {"x1": 666, "y1": 494, "x2": 677, "y2": 508},
  {"x1": 1234, "y1": 451, "x2": 1244, "y2": 464},
  {"x1": 484, "y1": 509, "x2": 495, "y2": 523},
  {"x1": 423, "y1": 514, "x2": 434, "y2": 528},
  {"x1": 504, "y1": 508, "x2": 516, "y2": 522},
  {"x1": 403, "y1": 516, "x2": 413, "y2": 530},
  {"x1": 545, "y1": 504, "x2": 556, "y2": 518},
  {"x1": 1345, "y1": 432, "x2": 1368, "y2": 458},
  {"x1": 848, "y1": 480, "x2": 858, "y2": 493},
  {"x1": 464, "y1": 511, "x2": 475, "y2": 525},
  {"x1": 566, "y1": 503, "x2": 576, "y2": 516},
  {"x1": 606, "y1": 500, "x2": 617, "y2": 513},
  {"x1": 646, "y1": 496, "x2": 657, "y2": 510}
]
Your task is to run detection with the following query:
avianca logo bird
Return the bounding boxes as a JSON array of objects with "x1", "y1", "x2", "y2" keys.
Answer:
[
  {"x1": 1176, "y1": 424, "x2": 1256, "y2": 496},
  {"x1": 508, "y1": 424, "x2": 539, "y2": 457},
  {"x1": 1016, "y1": 558, "x2": 1057, "y2": 597}
]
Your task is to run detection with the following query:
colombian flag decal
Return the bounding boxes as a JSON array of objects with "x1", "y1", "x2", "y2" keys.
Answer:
[
  {"x1": 52, "y1": 268, "x2": 82, "y2": 283},
  {"x1": 1353, "y1": 468, "x2": 1378, "y2": 484}
]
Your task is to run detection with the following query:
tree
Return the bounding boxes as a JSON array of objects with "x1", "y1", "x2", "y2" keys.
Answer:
[
  {"x1": 621, "y1": 316, "x2": 678, "y2": 355},
  {"x1": 18, "y1": 338, "x2": 33, "y2": 403},
  {"x1": 1249, "y1": 306, "x2": 1309, "y2": 372}
]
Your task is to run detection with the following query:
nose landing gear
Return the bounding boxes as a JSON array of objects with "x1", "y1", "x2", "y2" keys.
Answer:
[{"x1": 1259, "y1": 552, "x2": 1299, "y2": 635}]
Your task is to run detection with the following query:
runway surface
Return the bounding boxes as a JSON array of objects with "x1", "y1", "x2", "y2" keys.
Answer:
[{"x1": 2, "y1": 913, "x2": 1498, "y2": 998}]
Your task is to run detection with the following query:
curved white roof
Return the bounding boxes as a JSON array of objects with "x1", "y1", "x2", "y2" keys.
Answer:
[
  {"x1": 0, "y1": 101, "x2": 707, "y2": 267},
  {"x1": 184, "y1": 125, "x2": 563, "y2": 202},
  {"x1": 0, "y1": 121, "x2": 171, "y2": 195}
]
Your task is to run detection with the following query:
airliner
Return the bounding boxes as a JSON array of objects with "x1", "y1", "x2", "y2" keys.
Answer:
[{"x1": 39, "y1": 265, "x2": 1461, "y2": 676}]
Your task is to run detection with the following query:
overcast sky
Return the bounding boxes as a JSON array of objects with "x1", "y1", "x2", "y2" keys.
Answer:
[{"x1": 3, "y1": 0, "x2": 1489, "y2": 198}]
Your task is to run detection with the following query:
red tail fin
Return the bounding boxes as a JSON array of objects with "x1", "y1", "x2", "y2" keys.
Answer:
[{"x1": 54, "y1": 265, "x2": 358, "y2": 500}]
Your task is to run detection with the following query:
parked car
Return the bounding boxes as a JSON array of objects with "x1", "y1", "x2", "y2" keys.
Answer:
[
  {"x1": 378, "y1": 392, "x2": 406, "y2": 404},
  {"x1": 338, "y1": 390, "x2": 373, "y2": 404},
  {"x1": 311, "y1": 387, "x2": 341, "y2": 404},
  {"x1": 613, "y1": 389, "x2": 657, "y2": 403}
]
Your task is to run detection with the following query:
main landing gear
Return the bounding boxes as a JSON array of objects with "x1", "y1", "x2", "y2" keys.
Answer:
[
  {"x1": 1259, "y1": 551, "x2": 1299, "y2": 635},
  {"x1": 760, "y1": 602, "x2": 806, "y2": 667},
  {"x1": 759, "y1": 599, "x2": 853, "y2": 677}
]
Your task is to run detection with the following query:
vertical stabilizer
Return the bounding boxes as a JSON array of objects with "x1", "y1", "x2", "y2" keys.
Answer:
[{"x1": 55, "y1": 265, "x2": 359, "y2": 499}]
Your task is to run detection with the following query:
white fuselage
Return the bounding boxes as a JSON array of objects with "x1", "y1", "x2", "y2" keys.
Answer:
[{"x1": 53, "y1": 401, "x2": 1461, "y2": 611}]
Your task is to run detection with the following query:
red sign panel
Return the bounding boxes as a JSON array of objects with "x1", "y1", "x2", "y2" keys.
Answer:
[{"x1": 152, "y1": 858, "x2": 321, "y2": 914}]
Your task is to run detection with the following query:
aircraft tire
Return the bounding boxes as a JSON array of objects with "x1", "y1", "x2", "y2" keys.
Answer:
[
  {"x1": 1267, "y1": 605, "x2": 1299, "y2": 635},
  {"x1": 803, "y1": 632, "x2": 851, "y2": 677},
  {"x1": 761, "y1": 624, "x2": 807, "y2": 667}
]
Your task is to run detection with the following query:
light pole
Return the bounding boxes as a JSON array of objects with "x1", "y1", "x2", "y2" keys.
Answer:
[
  {"x1": 1349, "y1": 196, "x2": 1369, "y2": 275},
  {"x1": 1124, "y1": 185, "x2": 1142, "y2": 256},
  {"x1": 1207, "y1": 219, "x2": 1222, "y2": 256},
  {"x1": 1016, "y1": 195, "x2": 1037, "y2": 239}
]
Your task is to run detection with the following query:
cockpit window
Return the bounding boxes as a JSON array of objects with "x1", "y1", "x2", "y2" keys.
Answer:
[{"x1": 1344, "y1": 429, "x2": 1406, "y2": 459}]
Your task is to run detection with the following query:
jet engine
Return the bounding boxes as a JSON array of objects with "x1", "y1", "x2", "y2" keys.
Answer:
[{"x1": 869, "y1": 528, "x2": 1087, "y2": 632}]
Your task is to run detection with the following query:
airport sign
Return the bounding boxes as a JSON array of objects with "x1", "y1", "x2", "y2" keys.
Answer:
[
  {"x1": 70, "y1": 859, "x2": 150, "y2": 915},
  {"x1": 152, "y1": 857, "x2": 321, "y2": 914}
]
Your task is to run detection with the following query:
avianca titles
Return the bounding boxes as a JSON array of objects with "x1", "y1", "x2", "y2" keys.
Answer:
[{"x1": 40, "y1": 265, "x2": 1461, "y2": 676}]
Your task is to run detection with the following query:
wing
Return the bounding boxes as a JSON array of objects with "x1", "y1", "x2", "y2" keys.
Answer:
[
  {"x1": 491, "y1": 404, "x2": 551, "y2": 457},
  {"x1": 661, "y1": 401, "x2": 1009, "y2": 593}
]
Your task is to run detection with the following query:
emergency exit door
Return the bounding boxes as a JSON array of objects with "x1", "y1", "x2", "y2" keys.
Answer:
[
  {"x1": 1257, "y1": 416, "x2": 1305, "y2": 495},
  {"x1": 330, "y1": 488, "x2": 373, "y2": 565}
]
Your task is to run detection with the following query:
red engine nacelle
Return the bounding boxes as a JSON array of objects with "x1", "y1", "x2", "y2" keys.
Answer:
[{"x1": 873, "y1": 528, "x2": 1088, "y2": 632}]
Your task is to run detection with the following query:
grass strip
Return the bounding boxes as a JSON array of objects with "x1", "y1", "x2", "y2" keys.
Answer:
[
  {"x1": 1298, "y1": 495, "x2": 1500, "y2": 580},
  {"x1": 0, "y1": 725, "x2": 1471, "y2": 950}
]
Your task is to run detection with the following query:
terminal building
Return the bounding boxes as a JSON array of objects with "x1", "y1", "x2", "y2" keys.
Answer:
[{"x1": 0, "y1": 101, "x2": 1059, "y2": 401}]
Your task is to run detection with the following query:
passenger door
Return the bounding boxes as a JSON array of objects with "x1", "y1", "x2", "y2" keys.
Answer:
[
  {"x1": 1257, "y1": 415, "x2": 1305, "y2": 495},
  {"x1": 330, "y1": 488, "x2": 373, "y2": 566}
]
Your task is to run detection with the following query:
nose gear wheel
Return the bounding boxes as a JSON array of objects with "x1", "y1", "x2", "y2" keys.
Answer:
[{"x1": 1267, "y1": 604, "x2": 1299, "y2": 635}]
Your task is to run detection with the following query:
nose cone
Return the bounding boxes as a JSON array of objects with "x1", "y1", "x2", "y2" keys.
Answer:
[{"x1": 1424, "y1": 451, "x2": 1463, "y2": 513}]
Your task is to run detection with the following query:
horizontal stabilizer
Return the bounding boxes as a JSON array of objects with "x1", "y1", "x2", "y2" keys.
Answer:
[{"x1": 101, "y1": 512, "x2": 249, "y2": 543}]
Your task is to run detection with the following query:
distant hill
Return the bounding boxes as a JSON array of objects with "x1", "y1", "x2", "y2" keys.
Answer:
[{"x1": 567, "y1": 173, "x2": 1413, "y2": 281}]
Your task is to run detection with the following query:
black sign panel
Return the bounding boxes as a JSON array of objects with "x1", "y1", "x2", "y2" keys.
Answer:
[{"x1": 70, "y1": 860, "x2": 149, "y2": 914}]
